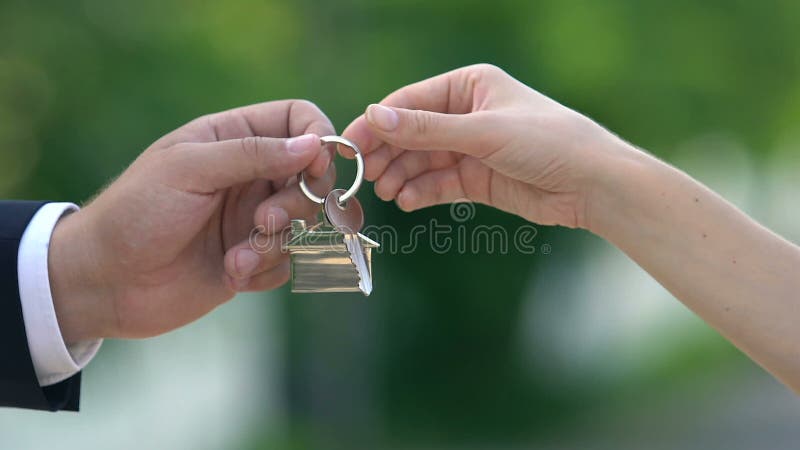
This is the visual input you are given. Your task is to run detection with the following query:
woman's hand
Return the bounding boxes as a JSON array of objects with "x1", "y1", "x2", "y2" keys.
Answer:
[
  {"x1": 49, "y1": 100, "x2": 335, "y2": 343},
  {"x1": 346, "y1": 64, "x2": 800, "y2": 393},
  {"x1": 342, "y1": 64, "x2": 638, "y2": 229}
]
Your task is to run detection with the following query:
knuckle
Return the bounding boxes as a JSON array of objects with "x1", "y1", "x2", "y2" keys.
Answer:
[
  {"x1": 474, "y1": 63, "x2": 504, "y2": 77},
  {"x1": 203, "y1": 112, "x2": 231, "y2": 140},
  {"x1": 239, "y1": 136, "x2": 261, "y2": 159},
  {"x1": 239, "y1": 136, "x2": 270, "y2": 171},
  {"x1": 291, "y1": 99, "x2": 325, "y2": 121},
  {"x1": 292, "y1": 99, "x2": 319, "y2": 112},
  {"x1": 289, "y1": 99, "x2": 334, "y2": 135},
  {"x1": 464, "y1": 64, "x2": 508, "y2": 89},
  {"x1": 412, "y1": 110, "x2": 437, "y2": 135}
]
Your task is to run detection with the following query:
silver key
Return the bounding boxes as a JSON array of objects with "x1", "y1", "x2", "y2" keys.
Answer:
[{"x1": 324, "y1": 189, "x2": 372, "y2": 295}]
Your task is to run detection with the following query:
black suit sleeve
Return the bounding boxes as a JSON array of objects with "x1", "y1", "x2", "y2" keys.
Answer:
[{"x1": 0, "y1": 200, "x2": 82, "y2": 411}]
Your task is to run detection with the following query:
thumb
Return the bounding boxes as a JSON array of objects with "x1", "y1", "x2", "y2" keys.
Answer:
[
  {"x1": 364, "y1": 104, "x2": 482, "y2": 154},
  {"x1": 168, "y1": 133, "x2": 323, "y2": 191}
]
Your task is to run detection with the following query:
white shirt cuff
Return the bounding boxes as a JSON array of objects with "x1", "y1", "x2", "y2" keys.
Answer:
[{"x1": 17, "y1": 202, "x2": 103, "y2": 386}]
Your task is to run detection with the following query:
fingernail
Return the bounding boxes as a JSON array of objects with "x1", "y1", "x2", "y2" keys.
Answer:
[
  {"x1": 286, "y1": 134, "x2": 317, "y2": 155},
  {"x1": 366, "y1": 104, "x2": 399, "y2": 131},
  {"x1": 264, "y1": 207, "x2": 289, "y2": 233},
  {"x1": 397, "y1": 188, "x2": 416, "y2": 212},
  {"x1": 235, "y1": 248, "x2": 261, "y2": 278}
]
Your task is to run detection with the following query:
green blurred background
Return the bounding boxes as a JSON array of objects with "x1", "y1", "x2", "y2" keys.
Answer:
[{"x1": 1, "y1": 0, "x2": 799, "y2": 449}]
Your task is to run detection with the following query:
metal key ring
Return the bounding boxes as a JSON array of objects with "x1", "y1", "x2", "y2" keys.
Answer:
[{"x1": 299, "y1": 135, "x2": 364, "y2": 205}]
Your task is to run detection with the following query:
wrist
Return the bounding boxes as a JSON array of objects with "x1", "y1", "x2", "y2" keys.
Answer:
[
  {"x1": 581, "y1": 138, "x2": 666, "y2": 237},
  {"x1": 48, "y1": 209, "x2": 113, "y2": 344}
]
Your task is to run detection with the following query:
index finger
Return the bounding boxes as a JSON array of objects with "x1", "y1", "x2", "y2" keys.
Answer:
[
  {"x1": 154, "y1": 99, "x2": 335, "y2": 177},
  {"x1": 154, "y1": 99, "x2": 335, "y2": 146},
  {"x1": 342, "y1": 67, "x2": 477, "y2": 156}
]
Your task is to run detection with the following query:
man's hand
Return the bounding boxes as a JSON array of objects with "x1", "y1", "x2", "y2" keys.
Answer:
[
  {"x1": 342, "y1": 64, "x2": 637, "y2": 229},
  {"x1": 48, "y1": 100, "x2": 335, "y2": 343}
]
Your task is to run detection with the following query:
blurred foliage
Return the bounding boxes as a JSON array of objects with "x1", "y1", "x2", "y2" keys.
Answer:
[{"x1": 1, "y1": 0, "x2": 799, "y2": 448}]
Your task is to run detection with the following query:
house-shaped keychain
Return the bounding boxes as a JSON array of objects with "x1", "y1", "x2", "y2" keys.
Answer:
[{"x1": 284, "y1": 219, "x2": 379, "y2": 294}]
